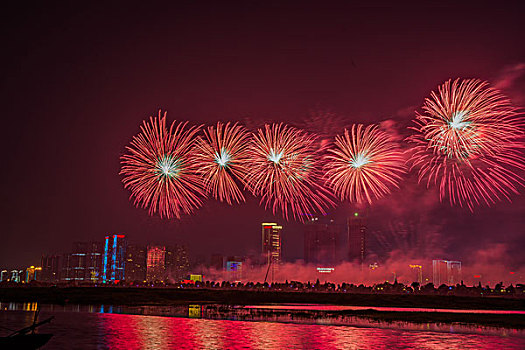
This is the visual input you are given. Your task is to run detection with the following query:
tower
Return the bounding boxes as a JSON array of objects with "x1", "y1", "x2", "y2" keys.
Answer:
[
  {"x1": 261, "y1": 222, "x2": 282, "y2": 280},
  {"x1": 348, "y1": 212, "x2": 366, "y2": 264},
  {"x1": 103, "y1": 234, "x2": 127, "y2": 283},
  {"x1": 304, "y1": 216, "x2": 338, "y2": 266}
]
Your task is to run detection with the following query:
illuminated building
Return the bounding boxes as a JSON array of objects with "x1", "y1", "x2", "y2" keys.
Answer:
[
  {"x1": 63, "y1": 242, "x2": 103, "y2": 282},
  {"x1": 41, "y1": 255, "x2": 61, "y2": 282},
  {"x1": 10, "y1": 270, "x2": 21, "y2": 283},
  {"x1": 102, "y1": 235, "x2": 127, "y2": 283},
  {"x1": 432, "y1": 260, "x2": 462, "y2": 286},
  {"x1": 226, "y1": 256, "x2": 244, "y2": 281},
  {"x1": 262, "y1": 222, "x2": 282, "y2": 265},
  {"x1": 0, "y1": 270, "x2": 7, "y2": 282},
  {"x1": 409, "y1": 264, "x2": 423, "y2": 285},
  {"x1": 347, "y1": 212, "x2": 366, "y2": 264},
  {"x1": 125, "y1": 244, "x2": 147, "y2": 282},
  {"x1": 166, "y1": 245, "x2": 190, "y2": 282},
  {"x1": 304, "y1": 216, "x2": 338, "y2": 266},
  {"x1": 25, "y1": 266, "x2": 42, "y2": 282},
  {"x1": 146, "y1": 245, "x2": 166, "y2": 282}
]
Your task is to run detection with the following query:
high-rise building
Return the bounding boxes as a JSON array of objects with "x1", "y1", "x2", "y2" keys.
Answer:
[
  {"x1": 0, "y1": 270, "x2": 8, "y2": 282},
  {"x1": 348, "y1": 212, "x2": 366, "y2": 264},
  {"x1": 145, "y1": 244, "x2": 189, "y2": 283},
  {"x1": 25, "y1": 266, "x2": 42, "y2": 282},
  {"x1": 103, "y1": 235, "x2": 127, "y2": 283},
  {"x1": 432, "y1": 260, "x2": 462, "y2": 286},
  {"x1": 262, "y1": 222, "x2": 282, "y2": 281},
  {"x1": 125, "y1": 245, "x2": 147, "y2": 282},
  {"x1": 10, "y1": 270, "x2": 21, "y2": 283},
  {"x1": 62, "y1": 242, "x2": 103, "y2": 282},
  {"x1": 166, "y1": 245, "x2": 190, "y2": 282},
  {"x1": 262, "y1": 223, "x2": 282, "y2": 265},
  {"x1": 41, "y1": 255, "x2": 61, "y2": 282},
  {"x1": 304, "y1": 216, "x2": 338, "y2": 266},
  {"x1": 409, "y1": 264, "x2": 423, "y2": 285},
  {"x1": 146, "y1": 245, "x2": 166, "y2": 282},
  {"x1": 226, "y1": 256, "x2": 244, "y2": 281}
]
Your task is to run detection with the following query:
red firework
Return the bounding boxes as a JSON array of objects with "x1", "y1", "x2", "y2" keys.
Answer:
[
  {"x1": 120, "y1": 110, "x2": 205, "y2": 219},
  {"x1": 194, "y1": 122, "x2": 250, "y2": 204},
  {"x1": 408, "y1": 78, "x2": 525, "y2": 209},
  {"x1": 244, "y1": 123, "x2": 334, "y2": 221},
  {"x1": 324, "y1": 124, "x2": 406, "y2": 204}
]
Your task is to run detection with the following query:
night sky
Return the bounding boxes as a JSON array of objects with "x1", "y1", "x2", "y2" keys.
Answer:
[{"x1": 1, "y1": 2, "x2": 524, "y2": 269}]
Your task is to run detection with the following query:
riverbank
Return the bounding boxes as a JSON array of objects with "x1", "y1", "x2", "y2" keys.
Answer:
[{"x1": 1, "y1": 286, "x2": 524, "y2": 309}]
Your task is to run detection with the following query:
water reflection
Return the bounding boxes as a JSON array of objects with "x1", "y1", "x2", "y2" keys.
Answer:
[{"x1": 1, "y1": 308, "x2": 524, "y2": 349}]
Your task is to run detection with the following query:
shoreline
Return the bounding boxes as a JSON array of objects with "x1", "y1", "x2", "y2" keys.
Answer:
[
  {"x1": 1, "y1": 286, "x2": 523, "y2": 310},
  {"x1": 0, "y1": 287, "x2": 524, "y2": 329}
]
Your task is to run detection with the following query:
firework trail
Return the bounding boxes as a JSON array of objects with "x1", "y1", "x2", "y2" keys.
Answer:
[
  {"x1": 324, "y1": 124, "x2": 407, "y2": 204},
  {"x1": 194, "y1": 122, "x2": 250, "y2": 204},
  {"x1": 120, "y1": 110, "x2": 205, "y2": 219},
  {"x1": 408, "y1": 78, "x2": 525, "y2": 210},
  {"x1": 244, "y1": 123, "x2": 335, "y2": 221}
]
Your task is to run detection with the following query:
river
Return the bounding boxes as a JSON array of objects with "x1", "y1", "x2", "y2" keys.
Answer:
[{"x1": 0, "y1": 302, "x2": 523, "y2": 349}]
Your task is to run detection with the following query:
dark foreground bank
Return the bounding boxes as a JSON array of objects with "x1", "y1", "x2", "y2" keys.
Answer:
[{"x1": 1, "y1": 287, "x2": 524, "y2": 310}]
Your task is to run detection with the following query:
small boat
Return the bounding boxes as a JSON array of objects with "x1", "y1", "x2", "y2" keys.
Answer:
[{"x1": 0, "y1": 310, "x2": 54, "y2": 349}]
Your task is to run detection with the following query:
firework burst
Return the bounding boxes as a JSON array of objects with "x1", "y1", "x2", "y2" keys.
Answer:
[
  {"x1": 244, "y1": 123, "x2": 334, "y2": 221},
  {"x1": 120, "y1": 110, "x2": 205, "y2": 219},
  {"x1": 194, "y1": 122, "x2": 250, "y2": 204},
  {"x1": 408, "y1": 78, "x2": 525, "y2": 209},
  {"x1": 324, "y1": 124, "x2": 406, "y2": 204}
]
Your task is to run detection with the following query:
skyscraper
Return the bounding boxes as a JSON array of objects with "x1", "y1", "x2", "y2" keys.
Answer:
[
  {"x1": 103, "y1": 235, "x2": 127, "y2": 283},
  {"x1": 145, "y1": 244, "x2": 190, "y2": 283},
  {"x1": 125, "y1": 244, "x2": 147, "y2": 282},
  {"x1": 348, "y1": 212, "x2": 366, "y2": 264},
  {"x1": 166, "y1": 244, "x2": 190, "y2": 282},
  {"x1": 41, "y1": 255, "x2": 61, "y2": 282},
  {"x1": 262, "y1": 223, "x2": 282, "y2": 264},
  {"x1": 433, "y1": 260, "x2": 462, "y2": 286},
  {"x1": 25, "y1": 266, "x2": 42, "y2": 282},
  {"x1": 262, "y1": 222, "x2": 282, "y2": 280},
  {"x1": 304, "y1": 216, "x2": 338, "y2": 266},
  {"x1": 146, "y1": 245, "x2": 166, "y2": 282},
  {"x1": 62, "y1": 242, "x2": 103, "y2": 282},
  {"x1": 0, "y1": 270, "x2": 8, "y2": 282}
]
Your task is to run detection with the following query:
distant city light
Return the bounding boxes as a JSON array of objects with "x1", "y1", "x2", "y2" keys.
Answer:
[{"x1": 316, "y1": 267, "x2": 335, "y2": 273}]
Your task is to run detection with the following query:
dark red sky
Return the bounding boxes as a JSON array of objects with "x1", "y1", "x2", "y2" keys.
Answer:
[{"x1": 1, "y1": 2, "x2": 524, "y2": 268}]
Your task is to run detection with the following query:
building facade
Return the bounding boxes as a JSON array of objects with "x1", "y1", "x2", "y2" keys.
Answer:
[
  {"x1": 62, "y1": 242, "x2": 103, "y2": 282},
  {"x1": 432, "y1": 260, "x2": 462, "y2": 286},
  {"x1": 102, "y1": 235, "x2": 127, "y2": 283},
  {"x1": 125, "y1": 244, "x2": 147, "y2": 282},
  {"x1": 348, "y1": 212, "x2": 366, "y2": 264},
  {"x1": 41, "y1": 254, "x2": 61, "y2": 282},
  {"x1": 304, "y1": 216, "x2": 338, "y2": 266},
  {"x1": 262, "y1": 222, "x2": 282, "y2": 281}
]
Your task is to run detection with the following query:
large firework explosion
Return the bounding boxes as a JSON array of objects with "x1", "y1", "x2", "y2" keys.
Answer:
[
  {"x1": 408, "y1": 78, "x2": 525, "y2": 210},
  {"x1": 324, "y1": 124, "x2": 407, "y2": 204},
  {"x1": 120, "y1": 111, "x2": 205, "y2": 219},
  {"x1": 194, "y1": 122, "x2": 250, "y2": 204},
  {"x1": 244, "y1": 123, "x2": 335, "y2": 221}
]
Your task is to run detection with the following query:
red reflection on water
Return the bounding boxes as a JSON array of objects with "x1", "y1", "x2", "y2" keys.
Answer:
[{"x1": 96, "y1": 312, "x2": 525, "y2": 350}]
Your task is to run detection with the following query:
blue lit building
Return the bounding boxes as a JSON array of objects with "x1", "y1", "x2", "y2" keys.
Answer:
[{"x1": 103, "y1": 234, "x2": 127, "y2": 283}]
